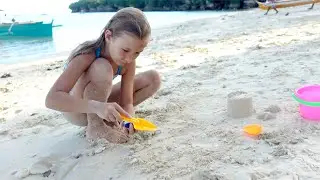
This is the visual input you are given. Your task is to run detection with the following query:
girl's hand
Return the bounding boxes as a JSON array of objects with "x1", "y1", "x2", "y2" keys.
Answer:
[{"x1": 94, "y1": 102, "x2": 131, "y2": 126}]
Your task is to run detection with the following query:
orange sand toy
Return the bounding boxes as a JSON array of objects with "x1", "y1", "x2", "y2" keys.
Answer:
[
  {"x1": 121, "y1": 115, "x2": 157, "y2": 131},
  {"x1": 243, "y1": 124, "x2": 262, "y2": 136}
]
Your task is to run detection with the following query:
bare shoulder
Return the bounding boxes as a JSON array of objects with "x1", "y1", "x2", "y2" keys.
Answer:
[
  {"x1": 67, "y1": 53, "x2": 96, "y2": 71},
  {"x1": 49, "y1": 53, "x2": 96, "y2": 93}
]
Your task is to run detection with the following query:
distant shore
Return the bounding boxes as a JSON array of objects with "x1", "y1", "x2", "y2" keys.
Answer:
[{"x1": 69, "y1": 0, "x2": 258, "y2": 13}]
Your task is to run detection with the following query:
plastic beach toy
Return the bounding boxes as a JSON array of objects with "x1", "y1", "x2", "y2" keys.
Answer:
[
  {"x1": 243, "y1": 124, "x2": 262, "y2": 136},
  {"x1": 121, "y1": 115, "x2": 157, "y2": 131},
  {"x1": 292, "y1": 84, "x2": 320, "y2": 120}
]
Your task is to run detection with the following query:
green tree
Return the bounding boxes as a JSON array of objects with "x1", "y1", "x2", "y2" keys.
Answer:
[{"x1": 68, "y1": 0, "x2": 243, "y2": 12}]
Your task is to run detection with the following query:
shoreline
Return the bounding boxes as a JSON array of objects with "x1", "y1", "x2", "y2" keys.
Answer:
[{"x1": 0, "y1": 11, "x2": 235, "y2": 70}]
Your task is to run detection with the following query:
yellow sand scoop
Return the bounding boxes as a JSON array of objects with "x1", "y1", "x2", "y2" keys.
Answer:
[{"x1": 121, "y1": 115, "x2": 157, "y2": 131}]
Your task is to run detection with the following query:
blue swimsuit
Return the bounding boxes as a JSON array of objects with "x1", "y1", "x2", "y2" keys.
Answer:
[
  {"x1": 95, "y1": 47, "x2": 122, "y2": 79},
  {"x1": 64, "y1": 47, "x2": 122, "y2": 78},
  {"x1": 64, "y1": 47, "x2": 130, "y2": 128}
]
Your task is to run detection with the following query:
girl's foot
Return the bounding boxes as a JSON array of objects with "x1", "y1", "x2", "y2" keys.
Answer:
[{"x1": 86, "y1": 119, "x2": 129, "y2": 143}]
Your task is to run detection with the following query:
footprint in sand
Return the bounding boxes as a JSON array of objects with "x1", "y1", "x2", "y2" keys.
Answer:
[
  {"x1": 15, "y1": 157, "x2": 69, "y2": 179},
  {"x1": 190, "y1": 170, "x2": 225, "y2": 180},
  {"x1": 29, "y1": 158, "x2": 53, "y2": 175},
  {"x1": 13, "y1": 168, "x2": 30, "y2": 179},
  {"x1": 53, "y1": 160, "x2": 80, "y2": 180}
]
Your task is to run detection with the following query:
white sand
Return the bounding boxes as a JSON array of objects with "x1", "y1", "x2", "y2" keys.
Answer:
[{"x1": 1, "y1": 5, "x2": 320, "y2": 179}]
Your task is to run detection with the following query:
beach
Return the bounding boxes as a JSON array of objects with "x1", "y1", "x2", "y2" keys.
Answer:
[{"x1": 1, "y1": 5, "x2": 320, "y2": 179}]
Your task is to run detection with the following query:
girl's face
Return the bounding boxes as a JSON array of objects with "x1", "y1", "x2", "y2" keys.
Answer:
[{"x1": 105, "y1": 30, "x2": 150, "y2": 66}]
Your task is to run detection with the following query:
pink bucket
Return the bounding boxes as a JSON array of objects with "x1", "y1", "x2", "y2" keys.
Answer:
[{"x1": 293, "y1": 85, "x2": 320, "y2": 121}]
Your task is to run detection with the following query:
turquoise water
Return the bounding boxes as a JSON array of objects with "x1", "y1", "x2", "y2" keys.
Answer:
[{"x1": 0, "y1": 11, "x2": 229, "y2": 64}]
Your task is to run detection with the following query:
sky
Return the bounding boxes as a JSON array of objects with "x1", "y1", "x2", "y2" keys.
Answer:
[{"x1": 0, "y1": 0, "x2": 77, "y2": 14}]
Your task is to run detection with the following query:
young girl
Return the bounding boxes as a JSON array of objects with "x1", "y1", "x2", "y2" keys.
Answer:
[{"x1": 45, "y1": 7, "x2": 161, "y2": 144}]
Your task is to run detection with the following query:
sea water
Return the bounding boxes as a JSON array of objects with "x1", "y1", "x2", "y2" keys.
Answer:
[{"x1": 0, "y1": 11, "x2": 233, "y2": 64}]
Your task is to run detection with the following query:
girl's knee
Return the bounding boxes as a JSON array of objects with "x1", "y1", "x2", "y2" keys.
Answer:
[
  {"x1": 88, "y1": 58, "x2": 113, "y2": 82},
  {"x1": 147, "y1": 70, "x2": 161, "y2": 90}
]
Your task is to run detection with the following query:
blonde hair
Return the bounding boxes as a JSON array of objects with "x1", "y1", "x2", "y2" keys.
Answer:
[{"x1": 66, "y1": 7, "x2": 151, "y2": 64}]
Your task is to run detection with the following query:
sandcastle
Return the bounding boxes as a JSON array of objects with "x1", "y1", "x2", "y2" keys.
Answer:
[{"x1": 227, "y1": 91, "x2": 253, "y2": 118}]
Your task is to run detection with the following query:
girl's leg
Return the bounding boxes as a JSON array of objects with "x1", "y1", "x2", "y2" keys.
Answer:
[
  {"x1": 309, "y1": 3, "x2": 315, "y2": 10},
  {"x1": 264, "y1": 7, "x2": 271, "y2": 15},
  {"x1": 63, "y1": 66, "x2": 161, "y2": 142},
  {"x1": 273, "y1": 7, "x2": 278, "y2": 14},
  {"x1": 108, "y1": 70, "x2": 161, "y2": 106},
  {"x1": 62, "y1": 73, "x2": 90, "y2": 126},
  {"x1": 64, "y1": 58, "x2": 129, "y2": 143}
]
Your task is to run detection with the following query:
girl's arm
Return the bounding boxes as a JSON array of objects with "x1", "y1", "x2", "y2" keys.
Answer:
[
  {"x1": 119, "y1": 60, "x2": 136, "y2": 116},
  {"x1": 45, "y1": 54, "x2": 98, "y2": 113}
]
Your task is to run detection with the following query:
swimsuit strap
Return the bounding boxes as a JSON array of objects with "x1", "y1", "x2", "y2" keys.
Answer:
[
  {"x1": 95, "y1": 47, "x2": 101, "y2": 58},
  {"x1": 95, "y1": 47, "x2": 122, "y2": 78},
  {"x1": 116, "y1": 66, "x2": 122, "y2": 75},
  {"x1": 112, "y1": 66, "x2": 122, "y2": 80}
]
